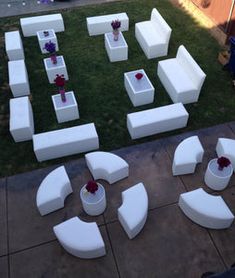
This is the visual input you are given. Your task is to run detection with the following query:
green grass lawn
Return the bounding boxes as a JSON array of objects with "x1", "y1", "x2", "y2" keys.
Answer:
[{"x1": 0, "y1": 0, "x2": 234, "y2": 178}]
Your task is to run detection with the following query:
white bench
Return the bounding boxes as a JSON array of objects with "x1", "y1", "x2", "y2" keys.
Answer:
[
  {"x1": 118, "y1": 183, "x2": 148, "y2": 239},
  {"x1": 85, "y1": 151, "x2": 129, "y2": 184},
  {"x1": 53, "y1": 217, "x2": 106, "y2": 259},
  {"x1": 86, "y1": 12, "x2": 129, "y2": 36},
  {"x1": 179, "y1": 188, "x2": 234, "y2": 229},
  {"x1": 135, "y1": 8, "x2": 172, "y2": 59},
  {"x1": 127, "y1": 103, "x2": 189, "y2": 139},
  {"x1": 36, "y1": 166, "x2": 73, "y2": 216},
  {"x1": 33, "y1": 123, "x2": 99, "y2": 162},
  {"x1": 172, "y1": 136, "x2": 204, "y2": 176},
  {"x1": 158, "y1": 45, "x2": 206, "y2": 104},
  {"x1": 216, "y1": 138, "x2": 235, "y2": 172},
  {"x1": 10, "y1": 96, "x2": 34, "y2": 142},
  {"x1": 8, "y1": 59, "x2": 30, "y2": 97},
  {"x1": 20, "y1": 14, "x2": 64, "y2": 37},
  {"x1": 5, "y1": 30, "x2": 24, "y2": 60}
]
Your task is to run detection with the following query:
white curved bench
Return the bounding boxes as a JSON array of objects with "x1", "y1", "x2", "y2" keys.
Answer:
[
  {"x1": 179, "y1": 188, "x2": 234, "y2": 229},
  {"x1": 53, "y1": 217, "x2": 106, "y2": 259},
  {"x1": 216, "y1": 138, "x2": 235, "y2": 172},
  {"x1": 85, "y1": 151, "x2": 129, "y2": 184},
  {"x1": 172, "y1": 136, "x2": 204, "y2": 176},
  {"x1": 118, "y1": 183, "x2": 148, "y2": 239},
  {"x1": 36, "y1": 166, "x2": 72, "y2": 216}
]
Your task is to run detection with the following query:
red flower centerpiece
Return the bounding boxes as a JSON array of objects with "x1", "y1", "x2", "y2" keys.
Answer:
[
  {"x1": 217, "y1": 156, "x2": 231, "y2": 171},
  {"x1": 111, "y1": 19, "x2": 121, "y2": 41},
  {"x1": 54, "y1": 74, "x2": 66, "y2": 102},
  {"x1": 135, "y1": 72, "x2": 143, "y2": 80},
  {"x1": 85, "y1": 180, "x2": 99, "y2": 194}
]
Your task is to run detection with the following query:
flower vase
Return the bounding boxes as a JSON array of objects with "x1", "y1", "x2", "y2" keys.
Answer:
[
  {"x1": 113, "y1": 29, "x2": 119, "y2": 41},
  {"x1": 59, "y1": 88, "x2": 66, "y2": 103},
  {"x1": 50, "y1": 54, "x2": 57, "y2": 64}
]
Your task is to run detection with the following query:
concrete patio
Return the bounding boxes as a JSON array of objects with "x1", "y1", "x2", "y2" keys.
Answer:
[{"x1": 1, "y1": 122, "x2": 235, "y2": 278}]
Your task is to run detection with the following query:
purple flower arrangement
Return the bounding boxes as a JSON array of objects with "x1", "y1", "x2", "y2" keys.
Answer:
[
  {"x1": 44, "y1": 41, "x2": 56, "y2": 54},
  {"x1": 111, "y1": 20, "x2": 121, "y2": 30}
]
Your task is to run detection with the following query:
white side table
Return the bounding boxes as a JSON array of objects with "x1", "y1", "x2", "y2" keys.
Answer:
[
  {"x1": 80, "y1": 183, "x2": 106, "y2": 216},
  {"x1": 124, "y1": 69, "x2": 155, "y2": 106},
  {"x1": 43, "y1": 55, "x2": 68, "y2": 83},
  {"x1": 204, "y1": 158, "x2": 233, "y2": 191},
  {"x1": 52, "y1": 91, "x2": 79, "y2": 123},
  {"x1": 105, "y1": 31, "x2": 128, "y2": 62},
  {"x1": 37, "y1": 29, "x2": 59, "y2": 54}
]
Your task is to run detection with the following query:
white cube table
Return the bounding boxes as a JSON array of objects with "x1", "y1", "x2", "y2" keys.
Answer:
[
  {"x1": 105, "y1": 32, "x2": 128, "y2": 62},
  {"x1": 10, "y1": 96, "x2": 34, "y2": 142},
  {"x1": 124, "y1": 69, "x2": 155, "y2": 106},
  {"x1": 5, "y1": 30, "x2": 25, "y2": 60},
  {"x1": 43, "y1": 55, "x2": 68, "y2": 84},
  {"x1": 37, "y1": 29, "x2": 59, "y2": 54},
  {"x1": 8, "y1": 60, "x2": 30, "y2": 97},
  {"x1": 52, "y1": 91, "x2": 79, "y2": 123}
]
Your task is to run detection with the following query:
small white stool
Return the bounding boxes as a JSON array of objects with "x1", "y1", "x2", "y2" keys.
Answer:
[
  {"x1": 37, "y1": 29, "x2": 59, "y2": 54},
  {"x1": 5, "y1": 30, "x2": 25, "y2": 60}
]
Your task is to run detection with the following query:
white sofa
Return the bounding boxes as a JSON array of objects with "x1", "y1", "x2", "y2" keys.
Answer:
[
  {"x1": 33, "y1": 123, "x2": 99, "y2": 162},
  {"x1": 216, "y1": 138, "x2": 235, "y2": 172},
  {"x1": 179, "y1": 188, "x2": 234, "y2": 229},
  {"x1": 10, "y1": 96, "x2": 34, "y2": 142},
  {"x1": 36, "y1": 166, "x2": 72, "y2": 216},
  {"x1": 118, "y1": 183, "x2": 148, "y2": 239},
  {"x1": 172, "y1": 136, "x2": 204, "y2": 176},
  {"x1": 20, "y1": 14, "x2": 64, "y2": 37},
  {"x1": 135, "y1": 8, "x2": 172, "y2": 59},
  {"x1": 158, "y1": 45, "x2": 206, "y2": 104},
  {"x1": 86, "y1": 12, "x2": 129, "y2": 36},
  {"x1": 53, "y1": 217, "x2": 106, "y2": 259},
  {"x1": 127, "y1": 102, "x2": 189, "y2": 139},
  {"x1": 5, "y1": 30, "x2": 24, "y2": 60},
  {"x1": 85, "y1": 151, "x2": 129, "y2": 184}
]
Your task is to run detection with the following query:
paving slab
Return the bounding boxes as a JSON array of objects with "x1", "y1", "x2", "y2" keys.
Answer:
[
  {"x1": 163, "y1": 123, "x2": 235, "y2": 192},
  {"x1": 7, "y1": 159, "x2": 104, "y2": 253},
  {"x1": 9, "y1": 226, "x2": 118, "y2": 278},
  {"x1": 103, "y1": 140, "x2": 186, "y2": 223},
  {"x1": 0, "y1": 256, "x2": 9, "y2": 278},
  {"x1": 0, "y1": 178, "x2": 8, "y2": 256},
  {"x1": 107, "y1": 204, "x2": 225, "y2": 278}
]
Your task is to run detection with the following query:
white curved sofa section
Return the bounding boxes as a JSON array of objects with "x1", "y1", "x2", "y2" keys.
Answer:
[
  {"x1": 118, "y1": 183, "x2": 148, "y2": 239},
  {"x1": 36, "y1": 166, "x2": 72, "y2": 216},
  {"x1": 85, "y1": 151, "x2": 129, "y2": 184},
  {"x1": 172, "y1": 136, "x2": 204, "y2": 176},
  {"x1": 53, "y1": 217, "x2": 106, "y2": 259},
  {"x1": 216, "y1": 138, "x2": 235, "y2": 172},
  {"x1": 179, "y1": 188, "x2": 234, "y2": 229}
]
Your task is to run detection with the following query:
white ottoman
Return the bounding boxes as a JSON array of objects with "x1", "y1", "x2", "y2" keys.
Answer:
[
  {"x1": 10, "y1": 96, "x2": 34, "y2": 142},
  {"x1": 105, "y1": 32, "x2": 128, "y2": 62},
  {"x1": 44, "y1": 55, "x2": 68, "y2": 83},
  {"x1": 8, "y1": 60, "x2": 30, "y2": 97},
  {"x1": 5, "y1": 30, "x2": 25, "y2": 60},
  {"x1": 37, "y1": 29, "x2": 59, "y2": 54}
]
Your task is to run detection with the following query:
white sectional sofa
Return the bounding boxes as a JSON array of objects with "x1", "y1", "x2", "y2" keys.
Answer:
[
  {"x1": 158, "y1": 45, "x2": 206, "y2": 104},
  {"x1": 20, "y1": 14, "x2": 64, "y2": 37},
  {"x1": 135, "y1": 8, "x2": 172, "y2": 59},
  {"x1": 86, "y1": 12, "x2": 129, "y2": 36},
  {"x1": 33, "y1": 123, "x2": 99, "y2": 162},
  {"x1": 127, "y1": 103, "x2": 189, "y2": 139},
  {"x1": 5, "y1": 30, "x2": 25, "y2": 60}
]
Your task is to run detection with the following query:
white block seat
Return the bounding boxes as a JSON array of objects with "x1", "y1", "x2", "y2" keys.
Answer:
[
  {"x1": 5, "y1": 30, "x2": 24, "y2": 60},
  {"x1": 36, "y1": 166, "x2": 72, "y2": 216},
  {"x1": 135, "y1": 8, "x2": 172, "y2": 59},
  {"x1": 85, "y1": 151, "x2": 129, "y2": 184},
  {"x1": 216, "y1": 138, "x2": 235, "y2": 172},
  {"x1": 172, "y1": 136, "x2": 204, "y2": 176},
  {"x1": 179, "y1": 188, "x2": 234, "y2": 229},
  {"x1": 157, "y1": 45, "x2": 206, "y2": 104},
  {"x1": 10, "y1": 96, "x2": 34, "y2": 142},
  {"x1": 20, "y1": 13, "x2": 64, "y2": 37},
  {"x1": 127, "y1": 102, "x2": 189, "y2": 139},
  {"x1": 53, "y1": 216, "x2": 106, "y2": 259},
  {"x1": 118, "y1": 183, "x2": 148, "y2": 239},
  {"x1": 86, "y1": 12, "x2": 129, "y2": 36},
  {"x1": 33, "y1": 123, "x2": 99, "y2": 162},
  {"x1": 8, "y1": 59, "x2": 30, "y2": 97}
]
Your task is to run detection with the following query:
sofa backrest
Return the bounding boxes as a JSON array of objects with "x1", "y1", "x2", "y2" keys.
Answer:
[
  {"x1": 176, "y1": 45, "x2": 206, "y2": 90},
  {"x1": 150, "y1": 8, "x2": 172, "y2": 42}
]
